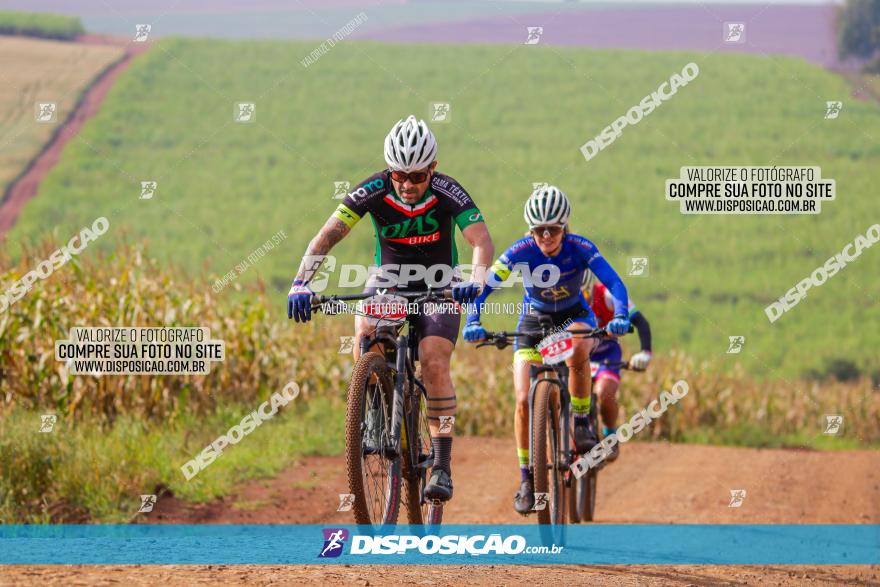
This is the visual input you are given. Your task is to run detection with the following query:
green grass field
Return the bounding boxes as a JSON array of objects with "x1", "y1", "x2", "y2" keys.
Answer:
[{"x1": 7, "y1": 38, "x2": 880, "y2": 377}]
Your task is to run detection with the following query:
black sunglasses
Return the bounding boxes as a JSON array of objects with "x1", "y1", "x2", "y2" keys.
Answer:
[{"x1": 391, "y1": 169, "x2": 431, "y2": 184}]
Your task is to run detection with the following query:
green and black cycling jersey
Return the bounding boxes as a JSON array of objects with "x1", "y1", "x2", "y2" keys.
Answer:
[{"x1": 333, "y1": 170, "x2": 484, "y2": 271}]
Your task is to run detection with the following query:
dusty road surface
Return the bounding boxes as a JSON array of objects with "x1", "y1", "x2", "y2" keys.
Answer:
[{"x1": 3, "y1": 438, "x2": 878, "y2": 586}]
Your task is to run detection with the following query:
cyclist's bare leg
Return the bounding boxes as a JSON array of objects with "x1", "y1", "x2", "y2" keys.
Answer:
[
  {"x1": 565, "y1": 325, "x2": 597, "y2": 403},
  {"x1": 419, "y1": 335, "x2": 455, "y2": 438},
  {"x1": 512, "y1": 354, "x2": 541, "y2": 511},
  {"x1": 353, "y1": 315, "x2": 380, "y2": 362},
  {"x1": 420, "y1": 335, "x2": 457, "y2": 499},
  {"x1": 513, "y1": 356, "x2": 541, "y2": 467},
  {"x1": 596, "y1": 377, "x2": 620, "y2": 430},
  {"x1": 354, "y1": 315, "x2": 386, "y2": 384}
]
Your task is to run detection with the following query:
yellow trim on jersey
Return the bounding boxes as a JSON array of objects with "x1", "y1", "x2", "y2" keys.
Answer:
[
  {"x1": 332, "y1": 204, "x2": 361, "y2": 228},
  {"x1": 491, "y1": 259, "x2": 512, "y2": 281},
  {"x1": 514, "y1": 348, "x2": 542, "y2": 363}
]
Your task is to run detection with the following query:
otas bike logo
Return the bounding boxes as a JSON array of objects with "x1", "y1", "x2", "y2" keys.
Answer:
[
  {"x1": 381, "y1": 209, "x2": 440, "y2": 245},
  {"x1": 319, "y1": 528, "x2": 349, "y2": 558}
]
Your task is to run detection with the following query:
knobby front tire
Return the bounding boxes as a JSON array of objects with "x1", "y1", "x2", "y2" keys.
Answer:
[
  {"x1": 345, "y1": 352, "x2": 401, "y2": 526},
  {"x1": 532, "y1": 380, "x2": 567, "y2": 528}
]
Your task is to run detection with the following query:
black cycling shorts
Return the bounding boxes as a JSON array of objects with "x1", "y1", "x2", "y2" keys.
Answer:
[{"x1": 361, "y1": 285, "x2": 461, "y2": 345}]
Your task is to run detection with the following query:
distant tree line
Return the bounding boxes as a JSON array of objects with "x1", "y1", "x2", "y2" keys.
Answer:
[
  {"x1": 0, "y1": 11, "x2": 85, "y2": 41},
  {"x1": 839, "y1": 0, "x2": 880, "y2": 71}
]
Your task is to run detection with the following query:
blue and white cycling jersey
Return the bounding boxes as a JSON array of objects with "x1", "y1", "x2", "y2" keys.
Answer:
[{"x1": 469, "y1": 233, "x2": 629, "y2": 318}]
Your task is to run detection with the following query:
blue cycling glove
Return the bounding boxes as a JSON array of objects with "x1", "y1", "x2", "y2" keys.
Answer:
[
  {"x1": 463, "y1": 320, "x2": 487, "y2": 342},
  {"x1": 288, "y1": 280, "x2": 314, "y2": 322},
  {"x1": 606, "y1": 314, "x2": 630, "y2": 336}
]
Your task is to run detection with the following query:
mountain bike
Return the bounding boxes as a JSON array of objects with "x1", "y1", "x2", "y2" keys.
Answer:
[
  {"x1": 476, "y1": 320, "x2": 621, "y2": 541},
  {"x1": 311, "y1": 288, "x2": 453, "y2": 527}
]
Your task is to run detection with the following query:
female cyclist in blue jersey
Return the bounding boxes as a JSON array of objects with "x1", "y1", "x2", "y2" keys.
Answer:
[{"x1": 463, "y1": 186, "x2": 631, "y2": 514}]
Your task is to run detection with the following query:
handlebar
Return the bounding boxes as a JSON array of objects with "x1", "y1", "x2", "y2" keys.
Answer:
[
  {"x1": 475, "y1": 325, "x2": 634, "y2": 350},
  {"x1": 475, "y1": 333, "x2": 645, "y2": 371}
]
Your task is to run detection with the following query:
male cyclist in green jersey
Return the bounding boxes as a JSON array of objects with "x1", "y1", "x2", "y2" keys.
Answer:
[{"x1": 288, "y1": 115, "x2": 495, "y2": 501}]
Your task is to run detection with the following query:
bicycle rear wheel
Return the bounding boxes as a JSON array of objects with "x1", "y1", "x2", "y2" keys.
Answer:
[
  {"x1": 345, "y1": 352, "x2": 401, "y2": 526},
  {"x1": 579, "y1": 469, "x2": 598, "y2": 522},
  {"x1": 403, "y1": 379, "x2": 440, "y2": 524},
  {"x1": 532, "y1": 380, "x2": 566, "y2": 532},
  {"x1": 580, "y1": 390, "x2": 599, "y2": 522},
  {"x1": 568, "y1": 473, "x2": 582, "y2": 523}
]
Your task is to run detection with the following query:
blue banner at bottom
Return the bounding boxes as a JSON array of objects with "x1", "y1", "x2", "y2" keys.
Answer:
[{"x1": 0, "y1": 525, "x2": 877, "y2": 565}]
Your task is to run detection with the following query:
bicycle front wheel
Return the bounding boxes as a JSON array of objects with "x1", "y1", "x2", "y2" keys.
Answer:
[
  {"x1": 532, "y1": 380, "x2": 566, "y2": 528},
  {"x1": 402, "y1": 378, "x2": 436, "y2": 524},
  {"x1": 345, "y1": 352, "x2": 401, "y2": 526}
]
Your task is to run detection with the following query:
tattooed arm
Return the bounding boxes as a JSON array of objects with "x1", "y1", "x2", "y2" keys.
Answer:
[{"x1": 293, "y1": 217, "x2": 350, "y2": 284}]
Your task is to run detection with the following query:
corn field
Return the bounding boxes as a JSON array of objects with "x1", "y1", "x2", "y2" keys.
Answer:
[{"x1": 1, "y1": 242, "x2": 877, "y2": 444}]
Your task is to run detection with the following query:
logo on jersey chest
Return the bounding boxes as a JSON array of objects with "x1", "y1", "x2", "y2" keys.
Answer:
[
  {"x1": 540, "y1": 285, "x2": 572, "y2": 301},
  {"x1": 381, "y1": 208, "x2": 440, "y2": 245}
]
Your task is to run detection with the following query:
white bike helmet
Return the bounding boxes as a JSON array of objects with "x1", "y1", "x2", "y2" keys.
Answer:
[
  {"x1": 384, "y1": 115, "x2": 437, "y2": 172},
  {"x1": 524, "y1": 185, "x2": 571, "y2": 228}
]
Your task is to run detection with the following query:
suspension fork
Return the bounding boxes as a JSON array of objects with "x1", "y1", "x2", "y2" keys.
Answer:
[
  {"x1": 556, "y1": 366, "x2": 572, "y2": 465},
  {"x1": 390, "y1": 332, "x2": 419, "y2": 456}
]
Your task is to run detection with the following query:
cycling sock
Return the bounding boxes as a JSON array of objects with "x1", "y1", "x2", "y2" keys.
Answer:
[
  {"x1": 517, "y1": 448, "x2": 529, "y2": 481},
  {"x1": 574, "y1": 413, "x2": 590, "y2": 427},
  {"x1": 603, "y1": 426, "x2": 617, "y2": 436},
  {"x1": 432, "y1": 437, "x2": 452, "y2": 474},
  {"x1": 571, "y1": 395, "x2": 591, "y2": 415}
]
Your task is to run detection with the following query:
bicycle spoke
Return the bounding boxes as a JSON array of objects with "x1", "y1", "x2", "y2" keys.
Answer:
[{"x1": 361, "y1": 381, "x2": 394, "y2": 525}]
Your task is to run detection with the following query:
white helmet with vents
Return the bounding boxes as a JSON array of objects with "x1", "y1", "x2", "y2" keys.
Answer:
[
  {"x1": 384, "y1": 115, "x2": 438, "y2": 172},
  {"x1": 524, "y1": 185, "x2": 571, "y2": 228}
]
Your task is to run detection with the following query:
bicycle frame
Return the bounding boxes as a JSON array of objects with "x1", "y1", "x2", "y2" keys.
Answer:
[
  {"x1": 358, "y1": 319, "x2": 422, "y2": 463},
  {"x1": 527, "y1": 363, "x2": 573, "y2": 474}
]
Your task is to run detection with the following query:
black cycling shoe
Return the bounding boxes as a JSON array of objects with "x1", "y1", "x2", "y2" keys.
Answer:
[
  {"x1": 424, "y1": 468, "x2": 454, "y2": 502},
  {"x1": 514, "y1": 479, "x2": 535, "y2": 515},
  {"x1": 574, "y1": 419, "x2": 599, "y2": 454}
]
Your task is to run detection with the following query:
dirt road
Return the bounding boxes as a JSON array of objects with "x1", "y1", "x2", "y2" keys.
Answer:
[
  {"x1": 0, "y1": 35, "x2": 148, "y2": 236},
  {"x1": 4, "y1": 438, "x2": 877, "y2": 586},
  {"x1": 147, "y1": 438, "x2": 880, "y2": 526}
]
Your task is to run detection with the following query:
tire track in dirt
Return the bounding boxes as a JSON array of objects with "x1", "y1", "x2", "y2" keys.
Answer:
[{"x1": 0, "y1": 35, "x2": 149, "y2": 237}]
